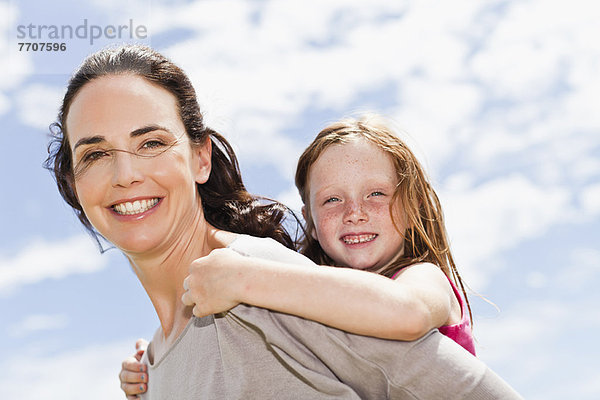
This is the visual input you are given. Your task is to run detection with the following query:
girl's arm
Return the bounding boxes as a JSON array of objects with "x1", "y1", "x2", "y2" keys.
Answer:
[
  {"x1": 119, "y1": 339, "x2": 148, "y2": 399},
  {"x1": 181, "y1": 248, "x2": 457, "y2": 340}
]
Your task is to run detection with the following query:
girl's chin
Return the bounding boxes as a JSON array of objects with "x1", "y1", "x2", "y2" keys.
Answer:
[
  {"x1": 344, "y1": 258, "x2": 394, "y2": 271},
  {"x1": 343, "y1": 261, "x2": 378, "y2": 270}
]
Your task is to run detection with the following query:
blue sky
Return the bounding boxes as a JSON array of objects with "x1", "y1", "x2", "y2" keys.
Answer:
[{"x1": 1, "y1": 0, "x2": 599, "y2": 398}]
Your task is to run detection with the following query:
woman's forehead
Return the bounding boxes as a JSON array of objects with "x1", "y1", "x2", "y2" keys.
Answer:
[{"x1": 66, "y1": 74, "x2": 183, "y2": 147}]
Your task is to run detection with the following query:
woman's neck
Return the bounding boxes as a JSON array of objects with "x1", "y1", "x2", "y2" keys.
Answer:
[{"x1": 124, "y1": 207, "x2": 233, "y2": 341}]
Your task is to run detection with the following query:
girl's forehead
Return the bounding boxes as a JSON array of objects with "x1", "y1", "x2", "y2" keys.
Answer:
[
  {"x1": 315, "y1": 137, "x2": 388, "y2": 167},
  {"x1": 308, "y1": 138, "x2": 397, "y2": 188}
]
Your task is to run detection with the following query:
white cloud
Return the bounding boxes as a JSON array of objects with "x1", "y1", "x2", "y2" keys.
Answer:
[
  {"x1": 275, "y1": 185, "x2": 303, "y2": 214},
  {"x1": 0, "y1": 2, "x2": 33, "y2": 92},
  {"x1": 571, "y1": 157, "x2": 600, "y2": 183},
  {"x1": 8, "y1": 313, "x2": 69, "y2": 338},
  {"x1": 581, "y1": 182, "x2": 600, "y2": 217},
  {"x1": 470, "y1": 0, "x2": 600, "y2": 98},
  {"x1": 556, "y1": 247, "x2": 600, "y2": 290},
  {"x1": 140, "y1": 0, "x2": 600, "y2": 296},
  {"x1": 15, "y1": 84, "x2": 64, "y2": 130},
  {"x1": 229, "y1": 113, "x2": 307, "y2": 180},
  {"x1": 154, "y1": 1, "x2": 435, "y2": 170},
  {"x1": 441, "y1": 174, "x2": 572, "y2": 288},
  {"x1": 148, "y1": 0, "x2": 600, "y2": 189},
  {"x1": 1, "y1": 2, "x2": 598, "y2": 399},
  {"x1": 0, "y1": 235, "x2": 108, "y2": 296},
  {"x1": 474, "y1": 246, "x2": 600, "y2": 399},
  {"x1": 0, "y1": 340, "x2": 134, "y2": 400},
  {"x1": 475, "y1": 301, "x2": 567, "y2": 397},
  {"x1": 0, "y1": 92, "x2": 9, "y2": 116}
]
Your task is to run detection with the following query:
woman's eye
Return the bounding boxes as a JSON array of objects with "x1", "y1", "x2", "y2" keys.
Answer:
[
  {"x1": 138, "y1": 139, "x2": 169, "y2": 157},
  {"x1": 83, "y1": 150, "x2": 109, "y2": 162},
  {"x1": 142, "y1": 140, "x2": 165, "y2": 149}
]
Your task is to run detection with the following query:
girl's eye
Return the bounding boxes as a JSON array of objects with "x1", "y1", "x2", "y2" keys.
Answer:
[
  {"x1": 324, "y1": 197, "x2": 341, "y2": 204},
  {"x1": 369, "y1": 191, "x2": 385, "y2": 197}
]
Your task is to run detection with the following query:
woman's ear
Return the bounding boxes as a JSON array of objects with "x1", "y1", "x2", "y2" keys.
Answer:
[{"x1": 193, "y1": 137, "x2": 212, "y2": 184}]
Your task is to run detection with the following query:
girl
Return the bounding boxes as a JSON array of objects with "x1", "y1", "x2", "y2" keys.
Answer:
[{"x1": 120, "y1": 114, "x2": 476, "y2": 397}]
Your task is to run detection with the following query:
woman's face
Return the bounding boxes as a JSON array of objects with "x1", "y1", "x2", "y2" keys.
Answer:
[
  {"x1": 306, "y1": 138, "x2": 405, "y2": 271},
  {"x1": 66, "y1": 74, "x2": 211, "y2": 255}
]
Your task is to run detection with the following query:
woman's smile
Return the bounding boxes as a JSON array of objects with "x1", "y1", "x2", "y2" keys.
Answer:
[{"x1": 110, "y1": 197, "x2": 162, "y2": 216}]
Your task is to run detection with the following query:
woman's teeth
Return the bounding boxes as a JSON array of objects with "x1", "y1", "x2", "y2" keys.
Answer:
[
  {"x1": 113, "y1": 198, "x2": 159, "y2": 215},
  {"x1": 342, "y1": 234, "x2": 377, "y2": 244}
]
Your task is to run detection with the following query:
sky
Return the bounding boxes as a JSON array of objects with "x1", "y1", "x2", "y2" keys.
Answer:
[{"x1": 0, "y1": 0, "x2": 599, "y2": 398}]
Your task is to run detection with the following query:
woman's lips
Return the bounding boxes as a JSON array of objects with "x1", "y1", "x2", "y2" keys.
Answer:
[{"x1": 111, "y1": 198, "x2": 161, "y2": 216}]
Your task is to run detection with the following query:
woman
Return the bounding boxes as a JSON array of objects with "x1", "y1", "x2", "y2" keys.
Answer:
[{"x1": 47, "y1": 44, "x2": 521, "y2": 399}]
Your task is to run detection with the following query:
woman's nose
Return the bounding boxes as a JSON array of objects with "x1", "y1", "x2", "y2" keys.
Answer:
[
  {"x1": 111, "y1": 151, "x2": 144, "y2": 188},
  {"x1": 343, "y1": 200, "x2": 368, "y2": 224}
]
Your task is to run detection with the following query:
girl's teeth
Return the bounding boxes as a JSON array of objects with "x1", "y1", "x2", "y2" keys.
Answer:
[
  {"x1": 343, "y1": 234, "x2": 377, "y2": 244},
  {"x1": 113, "y1": 198, "x2": 159, "y2": 215}
]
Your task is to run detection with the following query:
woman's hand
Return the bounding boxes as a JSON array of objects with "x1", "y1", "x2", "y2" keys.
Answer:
[
  {"x1": 181, "y1": 248, "x2": 245, "y2": 317},
  {"x1": 119, "y1": 339, "x2": 149, "y2": 399}
]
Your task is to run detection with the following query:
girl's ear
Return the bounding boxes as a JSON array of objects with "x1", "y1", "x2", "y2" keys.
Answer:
[
  {"x1": 302, "y1": 205, "x2": 319, "y2": 241},
  {"x1": 193, "y1": 137, "x2": 212, "y2": 184}
]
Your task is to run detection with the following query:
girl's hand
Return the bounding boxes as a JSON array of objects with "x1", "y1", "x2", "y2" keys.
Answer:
[
  {"x1": 119, "y1": 339, "x2": 149, "y2": 399},
  {"x1": 181, "y1": 248, "x2": 245, "y2": 317}
]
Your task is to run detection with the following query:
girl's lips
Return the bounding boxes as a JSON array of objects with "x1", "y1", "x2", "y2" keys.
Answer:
[
  {"x1": 109, "y1": 197, "x2": 162, "y2": 217},
  {"x1": 340, "y1": 233, "x2": 378, "y2": 245}
]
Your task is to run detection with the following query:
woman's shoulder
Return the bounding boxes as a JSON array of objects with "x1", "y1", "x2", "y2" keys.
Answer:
[{"x1": 228, "y1": 234, "x2": 315, "y2": 267}]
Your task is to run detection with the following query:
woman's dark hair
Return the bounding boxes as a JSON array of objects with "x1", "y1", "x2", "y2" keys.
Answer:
[{"x1": 45, "y1": 44, "x2": 298, "y2": 250}]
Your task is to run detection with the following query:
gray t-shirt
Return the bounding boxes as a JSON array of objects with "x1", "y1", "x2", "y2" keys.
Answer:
[{"x1": 141, "y1": 234, "x2": 521, "y2": 399}]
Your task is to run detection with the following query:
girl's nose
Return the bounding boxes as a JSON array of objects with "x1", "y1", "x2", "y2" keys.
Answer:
[
  {"x1": 343, "y1": 200, "x2": 368, "y2": 224},
  {"x1": 111, "y1": 151, "x2": 144, "y2": 188}
]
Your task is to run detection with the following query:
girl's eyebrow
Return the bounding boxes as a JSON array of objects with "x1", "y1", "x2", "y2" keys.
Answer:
[{"x1": 73, "y1": 124, "x2": 171, "y2": 151}]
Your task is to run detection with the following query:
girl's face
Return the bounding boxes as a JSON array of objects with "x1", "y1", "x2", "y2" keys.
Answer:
[
  {"x1": 66, "y1": 74, "x2": 211, "y2": 255},
  {"x1": 307, "y1": 138, "x2": 405, "y2": 270}
]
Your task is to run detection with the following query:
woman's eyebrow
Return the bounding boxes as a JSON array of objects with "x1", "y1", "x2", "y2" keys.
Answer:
[
  {"x1": 130, "y1": 124, "x2": 171, "y2": 138},
  {"x1": 73, "y1": 135, "x2": 105, "y2": 152},
  {"x1": 73, "y1": 125, "x2": 172, "y2": 152}
]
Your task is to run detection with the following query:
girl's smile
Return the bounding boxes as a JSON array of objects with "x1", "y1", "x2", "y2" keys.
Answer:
[{"x1": 341, "y1": 233, "x2": 378, "y2": 245}]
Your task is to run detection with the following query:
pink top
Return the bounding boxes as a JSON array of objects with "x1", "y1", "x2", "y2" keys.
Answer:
[
  {"x1": 392, "y1": 269, "x2": 476, "y2": 356},
  {"x1": 438, "y1": 276, "x2": 476, "y2": 356}
]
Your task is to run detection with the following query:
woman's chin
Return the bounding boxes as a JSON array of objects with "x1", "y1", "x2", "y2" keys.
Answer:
[{"x1": 110, "y1": 235, "x2": 161, "y2": 255}]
